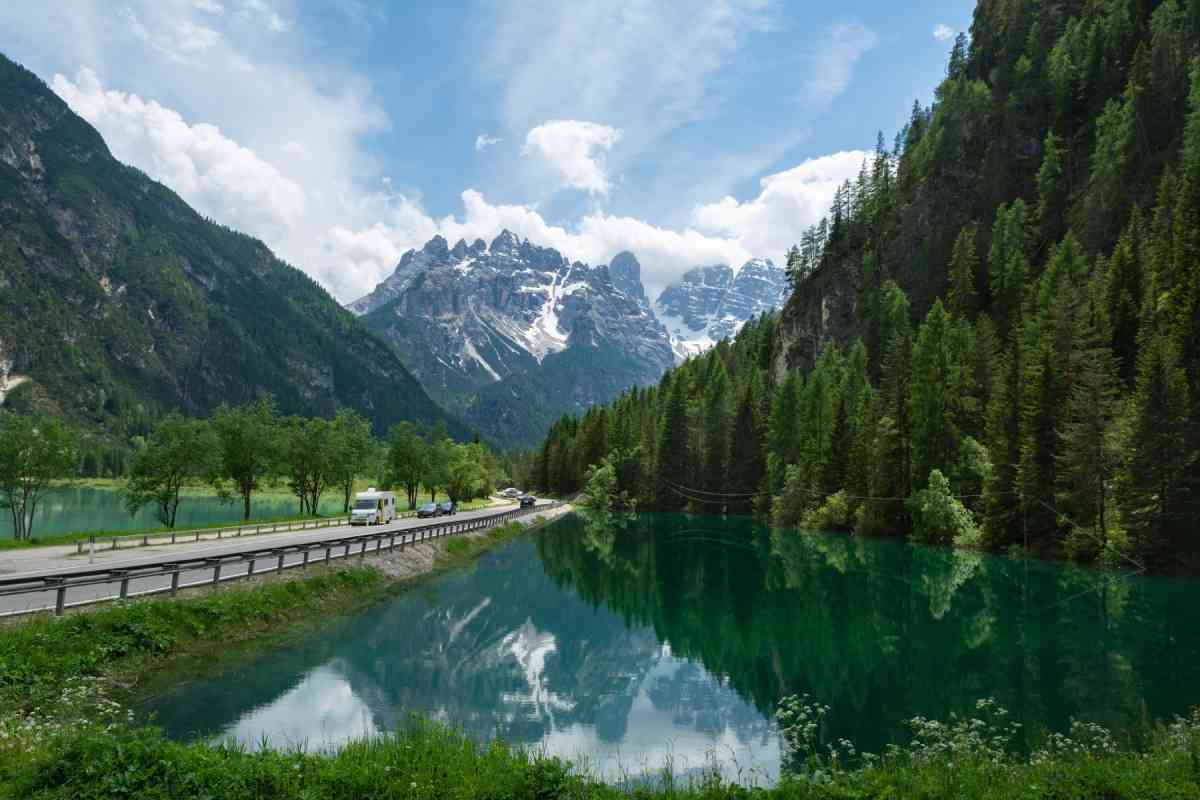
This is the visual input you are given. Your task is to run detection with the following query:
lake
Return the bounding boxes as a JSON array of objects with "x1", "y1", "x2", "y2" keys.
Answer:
[
  {"x1": 0, "y1": 486, "x2": 348, "y2": 539},
  {"x1": 136, "y1": 512, "x2": 1200, "y2": 782}
]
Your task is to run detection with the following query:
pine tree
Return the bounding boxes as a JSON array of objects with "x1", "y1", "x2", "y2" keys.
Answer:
[
  {"x1": 655, "y1": 372, "x2": 691, "y2": 511},
  {"x1": 947, "y1": 225, "x2": 980, "y2": 317},
  {"x1": 909, "y1": 300, "x2": 974, "y2": 489},
  {"x1": 983, "y1": 346, "x2": 1023, "y2": 548},
  {"x1": 1106, "y1": 211, "x2": 1145, "y2": 387},
  {"x1": 988, "y1": 201, "x2": 1033, "y2": 336},
  {"x1": 948, "y1": 32, "x2": 969, "y2": 80},
  {"x1": 765, "y1": 372, "x2": 801, "y2": 495},
  {"x1": 700, "y1": 360, "x2": 731, "y2": 513},
  {"x1": 1084, "y1": 91, "x2": 1136, "y2": 250},
  {"x1": 1036, "y1": 130, "x2": 1069, "y2": 244},
  {"x1": 728, "y1": 380, "x2": 765, "y2": 514},
  {"x1": 1120, "y1": 331, "x2": 1191, "y2": 562},
  {"x1": 1016, "y1": 236, "x2": 1089, "y2": 548},
  {"x1": 1056, "y1": 299, "x2": 1122, "y2": 542}
]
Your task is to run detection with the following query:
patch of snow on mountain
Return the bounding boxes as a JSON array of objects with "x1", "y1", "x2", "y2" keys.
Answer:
[{"x1": 462, "y1": 337, "x2": 501, "y2": 381}]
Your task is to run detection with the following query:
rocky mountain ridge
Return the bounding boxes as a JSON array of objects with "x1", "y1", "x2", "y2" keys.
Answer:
[
  {"x1": 359, "y1": 233, "x2": 674, "y2": 447},
  {"x1": 0, "y1": 53, "x2": 455, "y2": 439},
  {"x1": 655, "y1": 258, "x2": 789, "y2": 361}
]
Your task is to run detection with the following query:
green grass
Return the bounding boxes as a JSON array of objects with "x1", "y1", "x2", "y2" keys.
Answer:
[{"x1": 5, "y1": 712, "x2": 1200, "y2": 799}]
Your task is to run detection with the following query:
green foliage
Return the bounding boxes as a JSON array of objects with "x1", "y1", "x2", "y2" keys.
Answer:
[
  {"x1": 384, "y1": 421, "x2": 428, "y2": 510},
  {"x1": 0, "y1": 412, "x2": 78, "y2": 540},
  {"x1": 946, "y1": 226, "x2": 979, "y2": 317},
  {"x1": 908, "y1": 469, "x2": 981, "y2": 547},
  {"x1": 444, "y1": 443, "x2": 490, "y2": 504},
  {"x1": 531, "y1": 0, "x2": 1200, "y2": 569},
  {"x1": 654, "y1": 371, "x2": 691, "y2": 511},
  {"x1": 211, "y1": 397, "x2": 280, "y2": 521},
  {"x1": 800, "y1": 490, "x2": 853, "y2": 532},
  {"x1": 122, "y1": 414, "x2": 218, "y2": 527}
]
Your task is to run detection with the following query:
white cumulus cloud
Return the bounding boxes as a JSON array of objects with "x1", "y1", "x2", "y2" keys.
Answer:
[
  {"x1": 692, "y1": 150, "x2": 868, "y2": 261},
  {"x1": 52, "y1": 68, "x2": 307, "y2": 247},
  {"x1": 521, "y1": 120, "x2": 622, "y2": 196},
  {"x1": 932, "y1": 24, "x2": 954, "y2": 42},
  {"x1": 330, "y1": 146, "x2": 863, "y2": 303},
  {"x1": 474, "y1": 133, "x2": 502, "y2": 152}
]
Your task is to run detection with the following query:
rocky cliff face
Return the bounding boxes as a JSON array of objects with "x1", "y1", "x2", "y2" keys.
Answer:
[
  {"x1": 360, "y1": 234, "x2": 674, "y2": 447},
  {"x1": 655, "y1": 258, "x2": 789, "y2": 361},
  {"x1": 0, "y1": 54, "x2": 454, "y2": 437}
]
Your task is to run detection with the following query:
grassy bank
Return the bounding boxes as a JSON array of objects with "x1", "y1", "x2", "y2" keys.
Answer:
[{"x1": 5, "y1": 512, "x2": 1198, "y2": 799}]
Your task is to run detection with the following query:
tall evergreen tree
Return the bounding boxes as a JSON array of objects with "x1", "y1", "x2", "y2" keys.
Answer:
[
  {"x1": 947, "y1": 225, "x2": 980, "y2": 317},
  {"x1": 655, "y1": 372, "x2": 691, "y2": 511},
  {"x1": 1037, "y1": 130, "x2": 1069, "y2": 245},
  {"x1": 909, "y1": 300, "x2": 974, "y2": 489},
  {"x1": 728, "y1": 379, "x2": 765, "y2": 514},
  {"x1": 700, "y1": 359, "x2": 731, "y2": 513}
]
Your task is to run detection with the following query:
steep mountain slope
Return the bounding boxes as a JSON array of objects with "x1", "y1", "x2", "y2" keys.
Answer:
[
  {"x1": 533, "y1": 0, "x2": 1200, "y2": 567},
  {"x1": 0, "y1": 54, "x2": 454, "y2": 438},
  {"x1": 654, "y1": 258, "x2": 789, "y2": 361},
  {"x1": 359, "y1": 234, "x2": 674, "y2": 448}
]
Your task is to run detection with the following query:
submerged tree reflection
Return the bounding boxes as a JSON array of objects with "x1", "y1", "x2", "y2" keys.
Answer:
[{"x1": 537, "y1": 513, "x2": 1200, "y2": 754}]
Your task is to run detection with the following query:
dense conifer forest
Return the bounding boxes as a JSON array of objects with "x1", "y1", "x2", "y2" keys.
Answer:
[{"x1": 532, "y1": 0, "x2": 1200, "y2": 570}]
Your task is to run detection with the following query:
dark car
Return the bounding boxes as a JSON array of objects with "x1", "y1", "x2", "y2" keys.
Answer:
[
  {"x1": 416, "y1": 502, "x2": 440, "y2": 519},
  {"x1": 518, "y1": 495, "x2": 536, "y2": 508},
  {"x1": 438, "y1": 501, "x2": 456, "y2": 516}
]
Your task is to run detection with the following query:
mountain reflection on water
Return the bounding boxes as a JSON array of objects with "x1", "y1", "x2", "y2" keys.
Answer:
[{"x1": 140, "y1": 512, "x2": 1200, "y2": 781}]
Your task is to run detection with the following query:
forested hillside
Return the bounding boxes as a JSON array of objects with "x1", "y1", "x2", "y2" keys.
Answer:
[
  {"x1": 0, "y1": 54, "x2": 458, "y2": 460},
  {"x1": 533, "y1": 0, "x2": 1200, "y2": 569}
]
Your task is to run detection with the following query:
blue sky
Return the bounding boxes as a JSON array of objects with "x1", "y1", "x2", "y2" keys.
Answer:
[{"x1": 0, "y1": 0, "x2": 972, "y2": 301}]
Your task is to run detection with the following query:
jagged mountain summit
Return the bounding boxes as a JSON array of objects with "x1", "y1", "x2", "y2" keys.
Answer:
[
  {"x1": 655, "y1": 258, "x2": 790, "y2": 361},
  {"x1": 358, "y1": 233, "x2": 674, "y2": 447}
]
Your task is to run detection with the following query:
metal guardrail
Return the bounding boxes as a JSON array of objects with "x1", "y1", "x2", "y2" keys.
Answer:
[
  {"x1": 5, "y1": 502, "x2": 563, "y2": 617},
  {"x1": 75, "y1": 515, "x2": 356, "y2": 554},
  {"x1": 70, "y1": 502, "x2": 506, "y2": 555}
]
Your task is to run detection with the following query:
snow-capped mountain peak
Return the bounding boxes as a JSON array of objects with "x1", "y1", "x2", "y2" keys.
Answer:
[
  {"x1": 355, "y1": 236, "x2": 674, "y2": 445},
  {"x1": 654, "y1": 258, "x2": 790, "y2": 362}
]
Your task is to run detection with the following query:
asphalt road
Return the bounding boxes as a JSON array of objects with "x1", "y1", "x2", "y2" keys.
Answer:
[{"x1": 0, "y1": 499, "x2": 554, "y2": 616}]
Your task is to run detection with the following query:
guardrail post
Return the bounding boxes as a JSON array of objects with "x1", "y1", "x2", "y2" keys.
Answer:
[
  {"x1": 171, "y1": 531, "x2": 177, "y2": 544},
  {"x1": 169, "y1": 567, "x2": 180, "y2": 597},
  {"x1": 117, "y1": 572, "x2": 130, "y2": 599},
  {"x1": 248, "y1": 557, "x2": 256, "y2": 577},
  {"x1": 302, "y1": 549, "x2": 310, "y2": 570},
  {"x1": 325, "y1": 545, "x2": 332, "y2": 563},
  {"x1": 344, "y1": 542, "x2": 351, "y2": 559},
  {"x1": 53, "y1": 580, "x2": 66, "y2": 616},
  {"x1": 359, "y1": 540, "x2": 367, "y2": 558},
  {"x1": 211, "y1": 561, "x2": 222, "y2": 587}
]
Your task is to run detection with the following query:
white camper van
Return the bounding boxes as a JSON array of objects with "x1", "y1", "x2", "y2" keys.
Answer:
[{"x1": 350, "y1": 488, "x2": 396, "y2": 525}]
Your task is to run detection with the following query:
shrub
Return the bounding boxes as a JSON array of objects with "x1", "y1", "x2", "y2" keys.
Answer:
[
  {"x1": 800, "y1": 491, "x2": 853, "y2": 532},
  {"x1": 907, "y1": 470, "x2": 981, "y2": 546}
]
